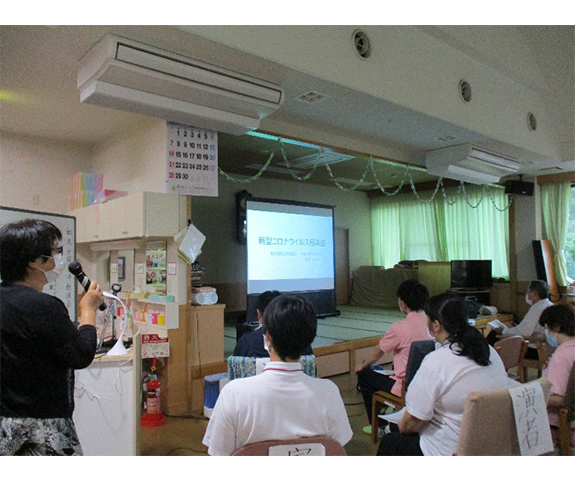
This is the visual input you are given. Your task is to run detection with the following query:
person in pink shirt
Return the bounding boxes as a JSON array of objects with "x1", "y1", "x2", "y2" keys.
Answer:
[
  {"x1": 539, "y1": 303, "x2": 575, "y2": 448},
  {"x1": 355, "y1": 279, "x2": 430, "y2": 434}
]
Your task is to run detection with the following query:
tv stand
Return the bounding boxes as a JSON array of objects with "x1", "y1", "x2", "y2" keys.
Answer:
[{"x1": 449, "y1": 288, "x2": 491, "y2": 306}]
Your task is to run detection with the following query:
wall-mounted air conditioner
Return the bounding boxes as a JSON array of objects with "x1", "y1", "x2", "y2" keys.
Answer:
[
  {"x1": 77, "y1": 35, "x2": 284, "y2": 135},
  {"x1": 425, "y1": 144, "x2": 521, "y2": 184}
]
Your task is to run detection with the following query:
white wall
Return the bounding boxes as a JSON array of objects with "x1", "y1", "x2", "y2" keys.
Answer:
[
  {"x1": 91, "y1": 118, "x2": 167, "y2": 194},
  {"x1": 190, "y1": 176, "x2": 372, "y2": 287},
  {"x1": 0, "y1": 132, "x2": 93, "y2": 214}
]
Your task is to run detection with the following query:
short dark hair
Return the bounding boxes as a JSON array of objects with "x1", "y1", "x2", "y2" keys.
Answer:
[
  {"x1": 0, "y1": 219, "x2": 62, "y2": 282},
  {"x1": 397, "y1": 279, "x2": 429, "y2": 311},
  {"x1": 255, "y1": 290, "x2": 282, "y2": 314},
  {"x1": 262, "y1": 294, "x2": 317, "y2": 361},
  {"x1": 528, "y1": 280, "x2": 550, "y2": 300},
  {"x1": 539, "y1": 304, "x2": 575, "y2": 336}
]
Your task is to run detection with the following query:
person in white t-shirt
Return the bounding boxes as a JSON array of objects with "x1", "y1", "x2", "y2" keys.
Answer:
[
  {"x1": 378, "y1": 293, "x2": 518, "y2": 456},
  {"x1": 202, "y1": 294, "x2": 353, "y2": 456}
]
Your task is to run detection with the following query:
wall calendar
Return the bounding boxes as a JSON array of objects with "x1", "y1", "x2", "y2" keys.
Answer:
[{"x1": 165, "y1": 121, "x2": 218, "y2": 197}]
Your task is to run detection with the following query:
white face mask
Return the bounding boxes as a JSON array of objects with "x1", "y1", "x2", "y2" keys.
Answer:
[
  {"x1": 38, "y1": 253, "x2": 65, "y2": 284},
  {"x1": 525, "y1": 293, "x2": 533, "y2": 306},
  {"x1": 263, "y1": 333, "x2": 271, "y2": 354}
]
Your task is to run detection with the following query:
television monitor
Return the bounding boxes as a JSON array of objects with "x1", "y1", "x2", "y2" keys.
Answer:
[{"x1": 450, "y1": 260, "x2": 493, "y2": 290}]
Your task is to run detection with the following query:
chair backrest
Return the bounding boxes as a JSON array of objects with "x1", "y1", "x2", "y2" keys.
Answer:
[
  {"x1": 228, "y1": 355, "x2": 316, "y2": 380},
  {"x1": 455, "y1": 378, "x2": 552, "y2": 456},
  {"x1": 405, "y1": 340, "x2": 436, "y2": 388},
  {"x1": 494, "y1": 335, "x2": 528, "y2": 371},
  {"x1": 564, "y1": 361, "x2": 575, "y2": 421},
  {"x1": 231, "y1": 436, "x2": 346, "y2": 456}
]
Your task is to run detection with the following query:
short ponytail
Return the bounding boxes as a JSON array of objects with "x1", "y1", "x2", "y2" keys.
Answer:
[{"x1": 425, "y1": 293, "x2": 491, "y2": 366}]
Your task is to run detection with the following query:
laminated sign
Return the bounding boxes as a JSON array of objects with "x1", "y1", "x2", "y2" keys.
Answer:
[
  {"x1": 165, "y1": 121, "x2": 218, "y2": 197},
  {"x1": 142, "y1": 333, "x2": 170, "y2": 359}
]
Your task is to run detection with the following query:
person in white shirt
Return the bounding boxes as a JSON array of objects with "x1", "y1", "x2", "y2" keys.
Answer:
[
  {"x1": 202, "y1": 294, "x2": 353, "y2": 456},
  {"x1": 487, "y1": 280, "x2": 554, "y2": 359},
  {"x1": 378, "y1": 293, "x2": 517, "y2": 456}
]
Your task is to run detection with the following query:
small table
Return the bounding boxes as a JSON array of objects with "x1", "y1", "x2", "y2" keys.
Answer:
[{"x1": 473, "y1": 313, "x2": 514, "y2": 336}]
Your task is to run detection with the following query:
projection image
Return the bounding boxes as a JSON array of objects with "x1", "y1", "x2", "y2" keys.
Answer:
[{"x1": 245, "y1": 198, "x2": 338, "y2": 320}]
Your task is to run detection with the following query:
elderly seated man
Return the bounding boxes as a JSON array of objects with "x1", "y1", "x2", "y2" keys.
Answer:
[
  {"x1": 203, "y1": 294, "x2": 353, "y2": 456},
  {"x1": 487, "y1": 279, "x2": 553, "y2": 359}
]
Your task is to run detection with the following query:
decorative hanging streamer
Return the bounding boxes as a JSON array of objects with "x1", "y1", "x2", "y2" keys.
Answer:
[
  {"x1": 369, "y1": 158, "x2": 410, "y2": 196},
  {"x1": 215, "y1": 137, "x2": 513, "y2": 211},
  {"x1": 409, "y1": 175, "x2": 443, "y2": 203},
  {"x1": 279, "y1": 140, "x2": 324, "y2": 181},
  {"x1": 218, "y1": 151, "x2": 275, "y2": 184}
]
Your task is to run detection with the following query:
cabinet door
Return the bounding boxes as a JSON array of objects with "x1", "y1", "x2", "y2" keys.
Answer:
[
  {"x1": 123, "y1": 193, "x2": 145, "y2": 238},
  {"x1": 144, "y1": 193, "x2": 180, "y2": 237},
  {"x1": 93, "y1": 202, "x2": 111, "y2": 242}
]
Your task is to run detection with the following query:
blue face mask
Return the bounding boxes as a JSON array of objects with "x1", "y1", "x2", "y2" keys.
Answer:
[{"x1": 545, "y1": 329, "x2": 558, "y2": 348}]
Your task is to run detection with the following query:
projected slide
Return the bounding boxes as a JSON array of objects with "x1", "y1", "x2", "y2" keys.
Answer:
[{"x1": 246, "y1": 200, "x2": 335, "y2": 294}]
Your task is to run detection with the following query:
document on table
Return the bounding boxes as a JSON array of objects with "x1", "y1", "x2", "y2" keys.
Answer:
[
  {"x1": 378, "y1": 407, "x2": 406, "y2": 424},
  {"x1": 488, "y1": 319, "x2": 507, "y2": 330}
]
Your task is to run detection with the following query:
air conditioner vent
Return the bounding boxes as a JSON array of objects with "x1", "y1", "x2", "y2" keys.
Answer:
[
  {"x1": 295, "y1": 91, "x2": 329, "y2": 104},
  {"x1": 459, "y1": 80, "x2": 472, "y2": 103},
  {"x1": 77, "y1": 35, "x2": 284, "y2": 135},
  {"x1": 528, "y1": 112, "x2": 537, "y2": 132},
  {"x1": 352, "y1": 30, "x2": 371, "y2": 60}
]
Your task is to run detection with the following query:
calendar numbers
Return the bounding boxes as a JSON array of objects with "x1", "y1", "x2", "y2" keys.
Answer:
[{"x1": 166, "y1": 122, "x2": 218, "y2": 197}]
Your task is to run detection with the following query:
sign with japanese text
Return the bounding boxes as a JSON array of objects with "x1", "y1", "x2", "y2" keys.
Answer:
[
  {"x1": 509, "y1": 382, "x2": 554, "y2": 455},
  {"x1": 165, "y1": 122, "x2": 218, "y2": 197},
  {"x1": 141, "y1": 333, "x2": 170, "y2": 359}
]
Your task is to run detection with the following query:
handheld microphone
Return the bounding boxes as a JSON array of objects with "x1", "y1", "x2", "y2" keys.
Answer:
[{"x1": 68, "y1": 261, "x2": 108, "y2": 311}]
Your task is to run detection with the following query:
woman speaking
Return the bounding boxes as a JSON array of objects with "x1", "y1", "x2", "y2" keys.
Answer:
[{"x1": 0, "y1": 219, "x2": 104, "y2": 455}]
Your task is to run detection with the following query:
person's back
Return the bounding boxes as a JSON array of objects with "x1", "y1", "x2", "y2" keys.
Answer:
[
  {"x1": 203, "y1": 294, "x2": 352, "y2": 455},
  {"x1": 203, "y1": 361, "x2": 350, "y2": 455},
  {"x1": 407, "y1": 343, "x2": 516, "y2": 456}
]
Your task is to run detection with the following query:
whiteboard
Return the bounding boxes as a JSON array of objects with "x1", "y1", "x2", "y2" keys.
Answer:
[{"x1": 0, "y1": 206, "x2": 77, "y2": 319}]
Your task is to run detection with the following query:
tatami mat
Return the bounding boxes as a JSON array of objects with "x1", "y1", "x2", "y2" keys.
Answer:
[{"x1": 224, "y1": 304, "x2": 402, "y2": 356}]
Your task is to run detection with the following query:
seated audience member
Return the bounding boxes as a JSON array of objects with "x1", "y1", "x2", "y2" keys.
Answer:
[
  {"x1": 233, "y1": 290, "x2": 313, "y2": 358},
  {"x1": 539, "y1": 304, "x2": 575, "y2": 445},
  {"x1": 203, "y1": 295, "x2": 353, "y2": 455},
  {"x1": 378, "y1": 293, "x2": 517, "y2": 456},
  {"x1": 355, "y1": 279, "x2": 430, "y2": 432},
  {"x1": 487, "y1": 280, "x2": 553, "y2": 359}
]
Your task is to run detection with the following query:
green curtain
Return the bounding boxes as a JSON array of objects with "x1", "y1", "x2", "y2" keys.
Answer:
[
  {"x1": 442, "y1": 186, "x2": 509, "y2": 279},
  {"x1": 541, "y1": 182, "x2": 573, "y2": 286},
  {"x1": 371, "y1": 185, "x2": 510, "y2": 278},
  {"x1": 371, "y1": 193, "x2": 442, "y2": 268}
]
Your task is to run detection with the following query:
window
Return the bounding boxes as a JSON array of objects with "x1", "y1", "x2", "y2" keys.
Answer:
[{"x1": 371, "y1": 185, "x2": 510, "y2": 278}]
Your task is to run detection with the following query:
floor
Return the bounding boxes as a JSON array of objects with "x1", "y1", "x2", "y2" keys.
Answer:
[
  {"x1": 224, "y1": 305, "x2": 403, "y2": 357},
  {"x1": 139, "y1": 370, "x2": 379, "y2": 456}
]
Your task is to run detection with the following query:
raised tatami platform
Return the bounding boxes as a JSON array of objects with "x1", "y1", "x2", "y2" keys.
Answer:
[{"x1": 224, "y1": 304, "x2": 403, "y2": 357}]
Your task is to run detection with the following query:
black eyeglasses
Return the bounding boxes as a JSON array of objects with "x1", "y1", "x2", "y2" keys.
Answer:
[{"x1": 42, "y1": 246, "x2": 63, "y2": 258}]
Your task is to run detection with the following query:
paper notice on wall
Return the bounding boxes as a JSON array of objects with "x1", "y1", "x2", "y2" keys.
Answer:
[
  {"x1": 141, "y1": 333, "x2": 170, "y2": 359},
  {"x1": 165, "y1": 121, "x2": 218, "y2": 197},
  {"x1": 509, "y1": 381, "x2": 554, "y2": 456}
]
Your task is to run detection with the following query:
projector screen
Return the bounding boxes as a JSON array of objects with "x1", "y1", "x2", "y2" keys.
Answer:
[{"x1": 245, "y1": 198, "x2": 338, "y2": 321}]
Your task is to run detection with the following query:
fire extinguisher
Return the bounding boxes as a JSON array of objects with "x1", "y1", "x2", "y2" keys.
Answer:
[{"x1": 140, "y1": 358, "x2": 166, "y2": 427}]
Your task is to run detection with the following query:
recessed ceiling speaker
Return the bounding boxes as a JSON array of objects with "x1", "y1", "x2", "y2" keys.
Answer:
[
  {"x1": 352, "y1": 30, "x2": 371, "y2": 59},
  {"x1": 528, "y1": 112, "x2": 537, "y2": 131},
  {"x1": 459, "y1": 79, "x2": 472, "y2": 103}
]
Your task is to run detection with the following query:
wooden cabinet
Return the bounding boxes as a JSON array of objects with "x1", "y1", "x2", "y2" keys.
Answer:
[
  {"x1": 70, "y1": 192, "x2": 183, "y2": 243},
  {"x1": 163, "y1": 304, "x2": 226, "y2": 416}
]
